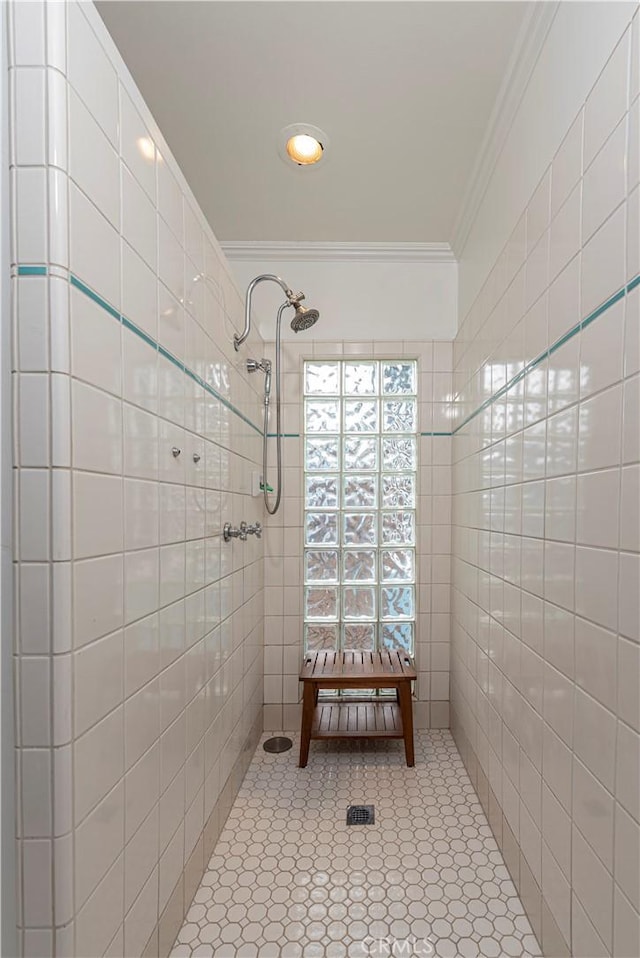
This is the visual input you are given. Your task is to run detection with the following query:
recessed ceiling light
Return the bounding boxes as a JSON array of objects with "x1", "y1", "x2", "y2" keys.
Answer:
[
  {"x1": 286, "y1": 133, "x2": 323, "y2": 165},
  {"x1": 279, "y1": 123, "x2": 329, "y2": 170}
]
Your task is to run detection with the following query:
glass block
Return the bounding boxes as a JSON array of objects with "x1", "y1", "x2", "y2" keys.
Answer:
[
  {"x1": 305, "y1": 624, "x2": 337, "y2": 651},
  {"x1": 344, "y1": 513, "x2": 377, "y2": 545},
  {"x1": 305, "y1": 362, "x2": 339, "y2": 395},
  {"x1": 381, "y1": 622, "x2": 413, "y2": 653},
  {"x1": 343, "y1": 586, "x2": 376, "y2": 619},
  {"x1": 381, "y1": 549, "x2": 414, "y2": 581},
  {"x1": 382, "y1": 475, "x2": 415, "y2": 507},
  {"x1": 305, "y1": 399, "x2": 339, "y2": 433},
  {"x1": 382, "y1": 361, "x2": 416, "y2": 395},
  {"x1": 381, "y1": 511, "x2": 415, "y2": 545},
  {"x1": 382, "y1": 437, "x2": 416, "y2": 471},
  {"x1": 343, "y1": 550, "x2": 376, "y2": 582},
  {"x1": 305, "y1": 512, "x2": 338, "y2": 545},
  {"x1": 344, "y1": 399, "x2": 378, "y2": 433},
  {"x1": 305, "y1": 587, "x2": 338, "y2": 619},
  {"x1": 382, "y1": 399, "x2": 417, "y2": 433},
  {"x1": 343, "y1": 624, "x2": 375, "y2": 651},
  {"x1": 305, "y1": 475, "x2": 338, "y2": 508},
  {"x1": 344, "y1": 437, "x2": 378, "y2": 471},
  {"x1": 305, "y1": 550, "x2": 338, "y2": 583},
  {"x1": 344, "y1": 362, "x2": 377, "y2": 395},
  {"x1": 381, "y1": 585, "x2": 414, "y2": 619},
  {"x1": 305, "y1": 437, "x2": 339, "y2": 472},
  {"x1": 343, "y1": 475, "x2": 377, "y2": 508}
]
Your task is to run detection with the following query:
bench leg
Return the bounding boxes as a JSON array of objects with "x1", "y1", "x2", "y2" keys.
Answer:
[
  {"x1": 398, "y1": 682, "x2": 415, "y2": 767},
  {"x1": 299, "y1": 682, "x2": 316, "y2": 767}
]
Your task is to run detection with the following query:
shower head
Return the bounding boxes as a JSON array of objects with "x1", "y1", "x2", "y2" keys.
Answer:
[
  {"x1": 291, "y1": 303, "x2": 320, "y2": 333},
  {"x1": 234, "y1": 274, "x2": 319, "y2": 350}
]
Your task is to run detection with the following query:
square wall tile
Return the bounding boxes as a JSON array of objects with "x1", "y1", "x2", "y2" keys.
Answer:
[{"x1": 67, "y1": 2, "x2": 118, "y2": 144}]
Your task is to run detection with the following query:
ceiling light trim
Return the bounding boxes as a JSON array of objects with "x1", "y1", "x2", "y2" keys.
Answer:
[
  {"x1": 451, "y1": 1, "x2": 560, "y2": 259},
  {"x1": 220, "y1": 241, "x2": 456, "y2": 264},
  {"x1": 278, "y1": 123, "x2": 330, "y2": 170}
]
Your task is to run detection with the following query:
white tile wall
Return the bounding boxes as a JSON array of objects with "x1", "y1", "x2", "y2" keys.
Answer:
[
  {"x1": 9, "y1": 1, "x2": 265, "y2": 955},
  {"x1": 451, "y1": 11, "x2": 639, "y2": 958}
]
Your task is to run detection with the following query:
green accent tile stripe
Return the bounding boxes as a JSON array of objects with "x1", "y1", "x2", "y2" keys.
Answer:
[
  {"x1": 451, "y1": 273, "x2": 639, "y2": 436},
  {"x1": 580, "y1": 287, "x2": 625, "y2": 330},
  {"x1": 70, "y1": 274, "x2": 121, "y2": 321},
  {"x1": 121, "y1": 315, "x2": 156, "y2": 351},
  {"x1": 270, "y1": 431, "x2": 450, "y2": 439},
  {"x1": 17, "y1": 266, "x2": 638, "y2": 442},
  {"x1": 69, "y1": 271, "x2": 262, "y2": 436},
  {"x1": 17, "y1": 265, "x2": 47, "y2": 276},
  {"x1": 157, "y1": 343, "x2": 184, "y2": 371}
]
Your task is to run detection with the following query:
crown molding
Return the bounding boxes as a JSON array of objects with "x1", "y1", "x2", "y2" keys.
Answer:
[
  {"x1": 451, "y1": 1, "x2": 560, "y2": 259},
  {"x1": 220, "y1": 241, "x2": 456, "y2": 264}
]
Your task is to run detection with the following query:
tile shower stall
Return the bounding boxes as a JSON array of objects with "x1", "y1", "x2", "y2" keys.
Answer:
[{"x1": 4, "y1": 2, "x2": 639, "y2": 958}]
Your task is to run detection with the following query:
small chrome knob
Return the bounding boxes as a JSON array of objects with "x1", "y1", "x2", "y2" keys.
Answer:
[
  {"x1": 223, "y1": 522, "x2": 243, "y2": 542},
  {"x1": 171, "y1": 447, "x2": 181, "y2": 458},
  {"x1": 193, "y1": 452, "x2": 201, "y2": 463}
]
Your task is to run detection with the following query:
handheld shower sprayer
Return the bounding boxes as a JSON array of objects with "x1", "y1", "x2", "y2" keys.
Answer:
[
  {"x1": 246, "y1": 357, "x2": 272, "y2": 403},
  {"x1": 236, "y1": 274, "x2": 320, "y2": 515}
]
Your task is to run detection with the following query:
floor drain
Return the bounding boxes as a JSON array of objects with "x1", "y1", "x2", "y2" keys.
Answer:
[
  {"x1": 346, "y1": 804, "x2": 375, "y2": 825},
  {"x1": 263, "y1": 736, "x2": 293, "y2": 754}
]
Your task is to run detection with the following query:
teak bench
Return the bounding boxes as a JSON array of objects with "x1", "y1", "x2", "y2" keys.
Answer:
[{"x1": 298, "y1": 650, "x2": 417, "y2": 768}]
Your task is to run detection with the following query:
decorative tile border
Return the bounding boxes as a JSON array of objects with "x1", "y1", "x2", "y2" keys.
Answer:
[
  {"x1": 15, "y1": 265, "x2": 263, "y2": 436},
  {"x1": 267, "y1": 431, "x2": 452, "y2": 438},
  {"x1": 452, "y1": 273, "x2": 639, "y2": 435},
  {"x1": 16, "y1": 265, "x2": 47, "y2": 276},
  {"x1": 15, "y1": 266, "x2": 638, "y2": 442}
]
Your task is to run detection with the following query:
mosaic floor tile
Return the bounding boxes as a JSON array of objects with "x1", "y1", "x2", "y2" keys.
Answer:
[{"x1": 172, "y1": 731, "x2": 541, "y2": 958}]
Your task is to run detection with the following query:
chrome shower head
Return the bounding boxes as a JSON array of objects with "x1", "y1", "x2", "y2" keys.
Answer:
[{"x1": 291, "y1": 303, "x2": 320, "y2": 333}]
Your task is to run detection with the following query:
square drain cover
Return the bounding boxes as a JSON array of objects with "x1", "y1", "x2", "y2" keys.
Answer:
[{"x1": 346, "y1": 804, "x2": 375, "y2": 825}]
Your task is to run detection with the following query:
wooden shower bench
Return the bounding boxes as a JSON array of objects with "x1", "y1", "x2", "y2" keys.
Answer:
[{"x1": 298, "y1": 650, "x2": 417, "y2": 768}]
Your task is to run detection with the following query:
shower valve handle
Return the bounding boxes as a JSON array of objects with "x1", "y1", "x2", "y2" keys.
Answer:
[
  {"x1": 223, "y1": 522, "x2": 248, "y2": 542},
  {"x1": 246, "y1": 522, "x2": 262, "y2": 539}
]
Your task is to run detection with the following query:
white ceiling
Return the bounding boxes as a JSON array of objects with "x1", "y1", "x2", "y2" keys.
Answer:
[{"x1": 97, "y1": 1, "x2": 530, "y2": 245}]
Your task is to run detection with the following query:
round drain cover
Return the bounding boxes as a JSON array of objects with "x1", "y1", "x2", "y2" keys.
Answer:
[{"x1": 263, "y1": 736, "x2": 293, "y2": 754}]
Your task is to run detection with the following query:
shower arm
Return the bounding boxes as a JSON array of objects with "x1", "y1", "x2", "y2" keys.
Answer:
[{"x1": 234, "y1": 274, "x2": 303, "y2": 351}]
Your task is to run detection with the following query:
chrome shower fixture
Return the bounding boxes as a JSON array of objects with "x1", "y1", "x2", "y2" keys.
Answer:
[
  {"x1": 235, "y1": 273, "x2": 320, "y2": 516},
  {"x1": 291, "y1": 301, "x2": 320, "y2": 332},
  {"x1": 223, "y1": 521, "x2": 262, "y2": 542},
  {"x1": 246, "y1": 357, "x2": 272, "y2": 402},
  {"x1": 234, "y1": 274, "x2": 319, "y2": 351},
  {"x1": 246, "y1": 358, "x2": 271, "y2": 375}
]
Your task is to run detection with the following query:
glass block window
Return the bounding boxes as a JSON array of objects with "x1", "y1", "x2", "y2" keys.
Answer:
[{"x1": 304, "y1": 360, "x2": 417, "y2": 656}]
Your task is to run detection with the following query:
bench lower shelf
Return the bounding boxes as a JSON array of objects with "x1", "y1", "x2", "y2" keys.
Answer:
[{"x1": 311, "y1": 701, "x2": 404, "y2": 739}]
